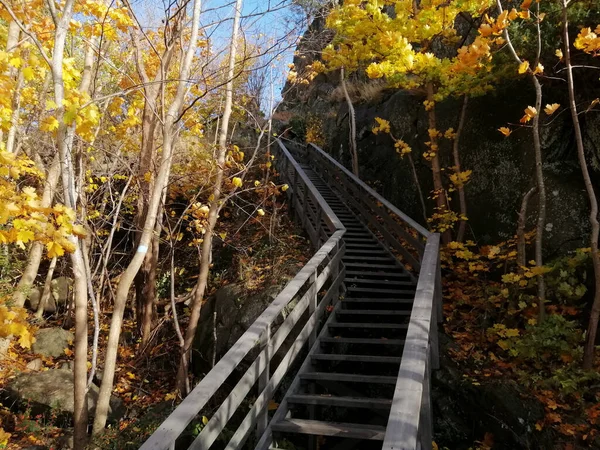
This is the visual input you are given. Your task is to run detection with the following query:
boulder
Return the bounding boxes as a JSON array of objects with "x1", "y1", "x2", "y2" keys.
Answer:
[
  {"x1": 5, "y1": 368, "x2": 123, "y2": 422},
  {"x1": 51, "y1": 277, "x2": 73, "y2": 306},
  {"x1": 26, "y1": 358, "x2": 43, "y2": 371},
  {"x1": 194, "y1": 282, "x2": 287, "y2": 369},
  {"x1": 27, "y1": 287, "x2": 57, "y2": 313},
  {"x1": 32, "y1": 328, "x2": 74, "y2": 358}
]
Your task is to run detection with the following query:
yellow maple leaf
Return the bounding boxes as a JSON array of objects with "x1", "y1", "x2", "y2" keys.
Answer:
[
  {"x1": 555, "y1": 49, "x2": 563, "y2": 60},
  {"x1": 518, "y1": 60, "x2": 530, "y2": 74},
  {"x1": 232, "y1": 177, "x2": 243, "y2": 188},
  {"x1": 520, "y1": 106, "x2": 537, "y2": 123},
  {"x1": 40, "y1": 116, "x2": 59, "y2": 132},
  {"x1": 46, "y1": 241, "x2": 65, "y2": 258},
  {"x1": 533, "y1": 63, "x2": 544, "y2": 75},
  {"x1": 498, "y1": 127, "x2": 512, "y2": 137},
  {"x1": 544, "y1": 103, "x2": 560, "y2": 115},
  {"x1": 257, "y1": 209, "x2": 265, "y2": 216}
]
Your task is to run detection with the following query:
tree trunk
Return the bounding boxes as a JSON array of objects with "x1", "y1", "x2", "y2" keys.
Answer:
[
  {"x1": 93, "y1": 0, "x2": 203, "y2": 433},
  {"x1": 13, "y1": 156, "x2": 61, "y2": 307},
  {"x1": 453, "y1": 96, "x2": 469, "y2": 242},
  {"x1": 531, "y1": 74, "x2": 546, "y2": 320},
  {"x1": 562, "y1": 1, "x2": 600, "y2": 369},
  {"x1": 35, "y1": 257, "x2": 57, "y2": 319},
  {"x1": 176, "y1": 0, "x2": 243, "y2": 394},
  {"x1": 426, "y1": 83, "x2": 450, "y2": 244},
  {"x1": 340, "y1": 67, "x2": 359, "y2": 176},
  {"x1": 517, "y1": 186, "x2": 537, "y2": 267}
]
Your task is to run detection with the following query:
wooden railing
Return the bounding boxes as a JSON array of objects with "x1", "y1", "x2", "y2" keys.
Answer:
[
  {"x1": 139, "y1": 142, "x2": 345, "y2": 450},
  {"x1": 304, "y1": 143, "x2": 442, "y2": 450},
  {"x1": 306, "y1": 143, "x2": 429, "y2": 272}
]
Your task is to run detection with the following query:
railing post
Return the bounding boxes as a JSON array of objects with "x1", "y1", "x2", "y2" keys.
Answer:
[
  {"x1": 257, "y1": 324, "x2": 271, "y2": 436},
  {"x1": 419, "y1": 356, "x2": 433, "y2": 450},
  {"x1": 308, "y1": 271, "x2": 318, "y2": 347}
]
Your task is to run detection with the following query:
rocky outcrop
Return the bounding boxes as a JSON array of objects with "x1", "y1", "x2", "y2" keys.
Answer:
[
  {"x1": 193, "y1": 282, "x2": 293, "y2": 371},
  {"x1": 27, "y1": 277, "x2": 73, "y2": 313},
  {"x1": 31, "y1": 328, "x2": 74, "y2": 358},
  {"x1": 5, "y1": 368, "x2": 123, "y2": 422},
  {"x1": 279, "y1": 18, "x2": 600, "y2": 257}
]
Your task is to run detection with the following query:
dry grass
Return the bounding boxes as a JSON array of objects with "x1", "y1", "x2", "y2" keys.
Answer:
[{"x1": 329, "y1": 79, "x2": 388, "y2": 104}]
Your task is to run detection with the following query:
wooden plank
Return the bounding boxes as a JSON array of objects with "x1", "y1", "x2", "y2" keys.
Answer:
[
  {"x1": 328, "y1": 322, "x2": 408, "y2": 330},
  {"x1": 336, "y1": 310, "x2": 411, "y2": 317},
  {"x1": 344, "y1": 278, "x2": 415, "y2": 287},
  {"x1": 341, "y1": 298, "x2": 413, "y2": 305},
  {"x1": 319, "y1": 337, "x2": 405, "y2": 346},
  {"x1": 345, "y1": 287, "x2": 416, "y2": 296},
  {"x1": 300, "y1": 372, "x2": 398, "y2": 384},
  {"x1": 345, "y1": 270, "x2": 411, "y2": 278},
  {"x1": 271, "y1": 418, "x2": 386, "y2": 440},
  {"x1": 310, "y1": 354, "x2": 401, "y2": 364},
  {"x1": 288, "y1": 394, "x2": 392, "y2": 409}
]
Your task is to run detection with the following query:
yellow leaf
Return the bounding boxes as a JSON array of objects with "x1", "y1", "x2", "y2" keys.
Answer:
[
  {"x1": 281, "y1": 184, "x2": 289, "y2": 192},
  {"x1": 219, "y1": 232, "x2": 227, "y2": 240},
  {"x1": 518, "y1": 60, "x2": 529, "y2": 74},
  {"x1": 232, "y1": 177, "x2": 243, "y2": 188},
  {"x1": 40, "y1": 116, "x2": 59, "y2": 132},
  {"x1": 257, "y1": 209, "x2": 265, "y2": 216},
  {"x1": 46, "y1": 241, "x2": 65, "y2": 258},
  {"x1": 164, "y1": 392, "x2": 177, "y2": 401},
  {"x1": 0, "y1": 427, "x2": 11, "y2": 446},
  {"x1": 64, "y1": 348, "x2": 73, "y2": 356},
  {"x1": 555, "y1": 49, "x2": 563, "y2": 60},
  {"x1": 544, "y1": 103, "x2": 560, "y2": 115},
  {"x1": 22, "y1": 67, "x2": 35, "y2": 81},
  {"x1": 498, "y1": 127, "x2": 512, "y2": 137},
  {"x1": 9, "y1": 56, "x2": 22, "y2": 68},
  {"x1": 520, "y1": 106, "x2": 537, "y2": 124},
  {"x1": 72, "y1": 224, "x2": 87, "y2": 238},
  {"x1": 202, "y1": 416, "x2": 209, "y2": 425},
  {"x1": 533, "y1": 63, "x2": 544, "y2": 75}
]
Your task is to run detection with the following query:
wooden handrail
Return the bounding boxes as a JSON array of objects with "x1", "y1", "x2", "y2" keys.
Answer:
[
  {"x1": 307, "y1": 143, "x2": 430, "y2": 238},
  {"x1": 275, "y1": 140, "x2": 344, "y2": 233},
  {"x1": 140, "y1": 140, "x2": 345, "y2": 450},
  {"x1": 382, "y1": 233, "x2": 440, "y2": 450}
]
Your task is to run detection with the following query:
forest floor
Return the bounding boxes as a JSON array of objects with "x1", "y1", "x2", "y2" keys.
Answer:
[{"x1": 441, "y1": 237, "x2": 600, "y2": 449}]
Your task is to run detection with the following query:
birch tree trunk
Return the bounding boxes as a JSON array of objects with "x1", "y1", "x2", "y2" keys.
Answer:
[
  {"x1": 561, "y1": 0, "x2": 600, "y2": 369},
  {"x1": 93, "y1": 0, "x2": 203, "y2": 433},
  {"x1": 340, "y1": 67, "x2": 359, "y2": 176},
  {"x1": 176, "y1": 0, "x2": 243, "y2": 394}
]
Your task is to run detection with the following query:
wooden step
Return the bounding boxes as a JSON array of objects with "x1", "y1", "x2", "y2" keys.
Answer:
[
  {"x1": 342, "y1": 257, "x2": 395, "y2": 263},
  {"x1": 320, "y1": 337, "x2": 405, "y2": 346},
  {"x1": 336, "y1": 309, "x2": 411, "y2": 317},
  {"x1": 344, "y1": 263, "x2": 398, "y2": 269},
  {"x1": 341, "y1": 298, "x2": 413, "y2": 305},
  {"x1": 271, "y1": 418, "x2": 386, "y2": 440},
  {"x1": 300, "y1": 372, "x2": 397, "y2": 384},
  {"x1": 328, "y1": 322, "x2": 409, "y2": 330},
  {"x1": 288, "y1": 394, "x2": 392, "y2": 409},
  {"x1": 311, "y1": 353, "x2": 401, "y2": 364},
  {"x1": 345, "y1": 270, "x2": 410, "y2": 278},
  {"x1": 346, "y1": 287, "x2": 415, "y2": 296},
  {"x1": 344, "y1": 278, "x2": 415, "y2": 287}
]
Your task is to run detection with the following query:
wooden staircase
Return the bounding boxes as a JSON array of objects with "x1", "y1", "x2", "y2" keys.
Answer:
[
  {"x1": 263, "y1": 165, "x2": 417, "y2": 450},
  {"x1": 140, "y1": 140, "x2": 440, "y2": 450}
]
